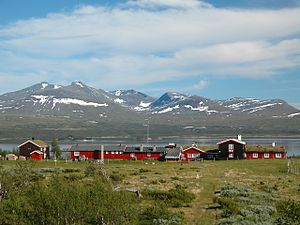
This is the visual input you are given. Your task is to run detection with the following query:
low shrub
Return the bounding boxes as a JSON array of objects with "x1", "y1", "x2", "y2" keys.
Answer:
[
  {"x1": 216, "y1": 184, "x2": 279, "y2": 224},
  {"x1": 144, "y1": 185, "x2": 195, "y2": 207},
  {"x1": 110, "y1": 173, "x2": 125, "y2": 183},
  {"x1": 138, "y1": 204, "x2": 184, "y2": 225},
  {"x1": 139, "y1": 168, "x2": 151, "y2": 173},
  {"x1": 276, "y1": 199, "x2": 300, "y2": 224},
  {"x1": 62, "y1": 168, "x2": 81, "y2": 173}
]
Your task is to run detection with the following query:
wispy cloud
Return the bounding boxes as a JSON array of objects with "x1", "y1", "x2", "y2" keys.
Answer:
[
  {"x1": 0, "y1": 0, "x2": 300, "y2": 93},
  {"x1": 193, "y1": 80, "x2": 208, "y2": 90}
]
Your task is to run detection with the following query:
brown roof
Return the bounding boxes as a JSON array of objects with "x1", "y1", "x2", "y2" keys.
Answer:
[{"x1": 32, "y1": 140, "x2": 48, "y2": 147}]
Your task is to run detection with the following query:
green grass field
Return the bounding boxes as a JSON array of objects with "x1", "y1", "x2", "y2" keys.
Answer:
[{"x1": 0, "y1": 159, "x2": 299, "y2": 224}]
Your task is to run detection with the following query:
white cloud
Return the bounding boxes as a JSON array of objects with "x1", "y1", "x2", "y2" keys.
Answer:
[
  {"x1": 127, "y1": 0, "x2": 212, "y2": 8},
  {"x1": 0, "y1": 1, "x2": 300, "y2": 92},
  {"x1": 193, "y1": 80, "x2": 208, "y2": 90}
]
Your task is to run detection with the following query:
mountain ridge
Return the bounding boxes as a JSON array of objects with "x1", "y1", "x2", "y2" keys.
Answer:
[{"x1": 0, "y1": 81, "x2": 299, "y2": 140}]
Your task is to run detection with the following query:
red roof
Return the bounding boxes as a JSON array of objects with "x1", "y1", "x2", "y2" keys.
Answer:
[
  {"x1": 30, "y1": 150, "x2": 44, "y2": 155},
  {"x1": 217, "y1": 138, "x2": 246, "y2": 145},
  {"x1": 182, "y1": 146, "x2": 206, "y2": 153}
]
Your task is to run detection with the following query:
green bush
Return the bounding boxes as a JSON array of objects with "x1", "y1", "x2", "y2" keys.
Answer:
[
  {"x1": 145, "y1": 185, "x2": 195, "y2": 207},
  {"x1": 0, "y1": 172, "x2": 138, "y2": 225},
  {"x1": 216, "y1": 197, "x2": 240, "y2": 217},
  {"x1": 139, "y1": 168, "x2": 151, "y2": 173},
  {"x1": 110, "y1": 173, "x2": 125, "y2": 183},
  {"x1": 276, "y1": 199, "x2": 300, "y2": 224},
  {"x1": 138, "y1": 204, "x2": 184, "y2": 225},
  {"x1": 62, "y1": 168, "x2": 81, "y2": 173}
]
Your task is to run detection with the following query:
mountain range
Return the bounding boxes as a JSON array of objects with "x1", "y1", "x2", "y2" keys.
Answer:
[{"x1": 0, "y1": 81, "x2": 299, "y2": 141}]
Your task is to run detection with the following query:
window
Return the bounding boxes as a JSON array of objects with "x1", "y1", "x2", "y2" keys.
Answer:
[
  {"x1": 112, "y1": 152, "x2": 115, "y2": 154},
  {"x1": 105, "y1": 151, "x2": 108, "y2": 154},
  {"x1": 188, "y1": 153, "x2": 200, "y2": 158},
  {"x1": 228, "y1": 144, "x2": 234, "y2": 152},
  {"x1": 252, "y1": 153, "x2": 258, "y2": 158},
  {"x1": 275, "y1": 153, "x2": 281, "y2": 158},
  {"x1": 147, "y1": 153, "x2": 151, "y2": 157},
  {"x1": 264, "y1": 153, "x2": 269, "y2": 159},
  {"x1": 228, "y1": 153, "x2": 234, "y2": 158}
]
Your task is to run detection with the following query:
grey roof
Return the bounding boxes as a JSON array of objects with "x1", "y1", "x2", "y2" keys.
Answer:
[
  {"x1": 70, "y1": 144, "x2": 126, "y2": 152},
  {"x1": 124, "y1": 146, "x2": 166, "y2": 153},
  {"x1": 165, "y1": 148, "x2": 181, "y2": 159}
]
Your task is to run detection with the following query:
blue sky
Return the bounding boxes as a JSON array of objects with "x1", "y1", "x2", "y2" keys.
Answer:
[{"x1": 0, "y1": 0, "x2": 300, "y2": 108}]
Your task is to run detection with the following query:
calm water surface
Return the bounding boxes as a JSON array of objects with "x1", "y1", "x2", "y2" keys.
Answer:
[{"x1": 0, "y1": 138, "x2": 299, "y2": 156}]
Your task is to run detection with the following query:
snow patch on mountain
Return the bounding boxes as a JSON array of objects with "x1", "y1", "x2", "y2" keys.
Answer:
[
  {"x1": 54, "y1": 85, "x2": 61, "y2": 89},
  {"x1": 153, "y1": 105, "x2": 180, "y2": 114},
  {"x1": 114, "y1": 98, "x2": 125, "y2": 103},
  {"x1": 133, "y1": 101, "x2": 152, "y2": 111},
  {"x1": 41, "y1": 83, "x2": 48, "y2": 89},
  {"x1": 287, "y1": 112, "x2": 300, "y2": 118},
  {"x1": 52, "y1": 98, "x2": 108, "y2": 108},
  {"x1": 75, "y1": 81, "x2": 84, "y2": 88},
  {"x1": 114, "y1": 90, "x2": 121, "y2": 96},
  {"x1": 31, "y1": 95, "x2": 108, "y2": 108},
  {"x1": 243, "y1": 103, "x2": 282, "y2": 114},
  {"x1": 139, "y1": 101, "x2": 151, "y2": 107}
]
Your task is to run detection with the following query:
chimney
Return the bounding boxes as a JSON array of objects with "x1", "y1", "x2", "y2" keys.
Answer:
[
  {"x1": 153, "y1": 145, "x2": 157, "y2": 152},
  {"x1": 140, "y1": 145, "x2": 143, "y2": 152},
  {"x1": 272, "y1": 142, "x2": 276, "y2": 147},
  {"x1": 237, "y1": 135, "x2": 242, "y2": 141},
  {"x1": 31, "y1": 137, "x2": 35, "y2": 140}
]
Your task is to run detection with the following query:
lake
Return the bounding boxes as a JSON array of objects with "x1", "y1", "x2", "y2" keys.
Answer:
[{"x1": 0, "y1": 137, "x2": 299, "y2": 156}]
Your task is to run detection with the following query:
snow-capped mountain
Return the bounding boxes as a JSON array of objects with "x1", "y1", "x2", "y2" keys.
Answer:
[
  {"x1": 108, "y1": 90, "x2": 154, "y2": 111},
  {"x1": 0, "y1": 82, "x2": 299, "y2": 139},
  {"x1": 1, "y1": 82, "x2": 298, "y2": 118},
  {"x1": 218, "y1": 97, "x2": 297, "y2": 116},
  {"x1": 148, "y1": 92, "x2": 225, "y2": 115},
  {"x1": 0, "y1": 81, "x2": 136, "y2": 121}
]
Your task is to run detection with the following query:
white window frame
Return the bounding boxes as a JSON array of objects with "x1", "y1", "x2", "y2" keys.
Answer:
[
  {"x1": 264, "y1": 153, "x2": 269, "y2": 159},
  {"x1": 228, "y1": 153, "x2": 234, "y2": 158},
  {"x1": 187, "y1": 153, "x2": 200, "y2": 159},
  {"x1": 228, "y1": 144, "x2": 234, "y2": 153},
  {"x1": 252, "y1": 153, "x2": 258, "y2": 158},
  {"x1": 275, "y1": 153, "x2": 281, "y2": 158}
]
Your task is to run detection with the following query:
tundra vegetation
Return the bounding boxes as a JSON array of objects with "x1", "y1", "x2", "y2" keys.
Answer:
[{"x1": 0, "y1": 158, "x2": 299, "y2": 225}]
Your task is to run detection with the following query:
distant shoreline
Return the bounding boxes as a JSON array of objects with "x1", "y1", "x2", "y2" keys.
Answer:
[{"x1": 1, "y1": 134, "x2": 300, "y2": 144}]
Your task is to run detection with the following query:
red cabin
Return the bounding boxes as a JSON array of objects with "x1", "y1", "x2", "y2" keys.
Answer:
[
  {"x1": 69, "y1": 144, "x2": 166, "y2": 161},
  {"x1": 30, "y1": 150, "x2": 44, "y2": 160},
  {"x1": 181, "y1": 146, "x2": 206, "y2": 161},
  {"x1": 245, "y1": 145, "x2": 287, "y2": 159}
]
